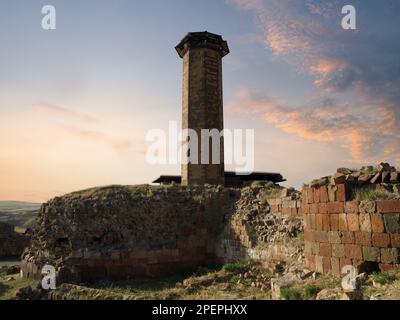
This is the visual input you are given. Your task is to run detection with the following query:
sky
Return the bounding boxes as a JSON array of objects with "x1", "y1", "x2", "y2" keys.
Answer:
[{"x1": 0, "y1": 0, "x2": 399, "y2": 203}]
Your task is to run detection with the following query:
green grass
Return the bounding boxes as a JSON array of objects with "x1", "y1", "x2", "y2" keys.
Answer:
[
  {"x1": 351, "y1": 188, "x2": 400, "y2": 201},
  {"x1": 304, "y1": 284, "x2": 321, "y2": 299},
  {"x1": 372, "y1": 272, "x2": 398, "y2": 285},
  {"x1": 280, "y1": 288, "x2": 302, "y2": 300},
  {"x1": 0, "y1": 275, "x2": 38, "y2": 300},
  {"x1": 221, "y1": 261, "x2": 251, "y2": 274}
]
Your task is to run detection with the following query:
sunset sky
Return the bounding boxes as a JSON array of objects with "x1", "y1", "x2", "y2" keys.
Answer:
[{"x1": 1, "y1": 0, "x2": 399, "y2": 202}]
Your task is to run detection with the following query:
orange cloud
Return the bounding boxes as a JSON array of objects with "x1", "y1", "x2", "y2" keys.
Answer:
[{"x1": 232, "y1": 89, "x2": 400, "y2": 163}]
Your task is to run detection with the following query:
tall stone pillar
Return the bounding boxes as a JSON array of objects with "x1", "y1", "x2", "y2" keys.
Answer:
[{"x1": 175, "y1": 31, "x2": 230, "y2": 186}]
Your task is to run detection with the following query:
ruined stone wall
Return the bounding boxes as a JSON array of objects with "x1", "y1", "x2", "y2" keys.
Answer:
[
  {"x1": 303, "y1": 184, "x2": 400, "y2": 274},
  {"x1": 0, "y1": 222, "x2": 29, "y2": 257},
  {"x1": 21, "y1": 183, "x2": 306, "y2": 283},
  {"x1": 21, "y1": 185, "x2": 239, "y2": 283},
  {"x1": 216, "y1": 187, "x2": 304, "y2": 271}
]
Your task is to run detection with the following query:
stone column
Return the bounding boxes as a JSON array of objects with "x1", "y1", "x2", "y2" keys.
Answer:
[{"x1": 176, "y1": 32, "x2": 229, "y2": 186}]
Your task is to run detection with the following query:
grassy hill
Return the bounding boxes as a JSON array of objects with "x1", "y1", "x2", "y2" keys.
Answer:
[{"x1": 0, "y1": 201, "x2": 41, "y2": 230}]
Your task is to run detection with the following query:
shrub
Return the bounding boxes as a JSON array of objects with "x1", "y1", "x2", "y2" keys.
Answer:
[
  {"x1": 222, "y1": 262, "x2": 249, "y2": 273},
  {"x1": 280, "y1": 288, "x2": 302, "y2": 300},
  {"x1": 351, "y1": 188, "x2": 400, "y2": 201},
  {"x1": 372, "y1": 272, "x2": 398, "y2": 285},
  {"x1": 304, "y1": 284, "x2": 321, "y2": 299}
]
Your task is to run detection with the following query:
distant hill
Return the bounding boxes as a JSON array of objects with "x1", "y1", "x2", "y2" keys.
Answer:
[{"x1": 0, "y1": 201, "x2": 41, "y2": 230}]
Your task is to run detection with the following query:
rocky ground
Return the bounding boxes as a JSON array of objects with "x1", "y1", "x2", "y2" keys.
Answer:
[{"x1": 2, "y1": 261, "x2": 400, "y2": 300}]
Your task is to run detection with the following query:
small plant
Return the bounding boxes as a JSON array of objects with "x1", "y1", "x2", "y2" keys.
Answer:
[
  {"x1": 351, "y1": 188, "x2": 400, "y2": 201},
  {"x1": 372, "y1": 272, "x2": 398, "y2": 285},
  {"x1": 250, "y1": 181, "x2": 263, "y2": 188},
  {"x1": 280, "y1": 288, "x2": 302, "y2": 300},
  {"x1": 222, "y1": 262, "x2": 249, "y2": 274},
  {"x1": 304, "y1": 284, "x2": 321, "y2": 299}
]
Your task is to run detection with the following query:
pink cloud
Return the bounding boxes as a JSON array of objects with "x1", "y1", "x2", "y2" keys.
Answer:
[{"x1": 232, "y1": 89, "x2": 400, "y2": 163}]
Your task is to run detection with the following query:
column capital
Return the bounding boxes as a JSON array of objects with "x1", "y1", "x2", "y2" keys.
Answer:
[{"x1": 175, "y1": 31, "x2": 230, "y2": 58}]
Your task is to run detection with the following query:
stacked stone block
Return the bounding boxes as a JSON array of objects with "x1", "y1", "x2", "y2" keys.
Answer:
[
  {"x1": 303, "y1": 184, "x2": 400, "y2": 274},
  {"x1": 269, "y1": 195, "x2": 302, "y2": 217}
]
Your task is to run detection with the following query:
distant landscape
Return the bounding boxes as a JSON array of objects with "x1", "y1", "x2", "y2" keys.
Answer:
[{"x1": 0, "y1": 201, "x2": 41, "y2": 230}]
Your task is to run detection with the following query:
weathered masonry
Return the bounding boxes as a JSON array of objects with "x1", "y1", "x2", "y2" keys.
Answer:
[
  {"x1": 303, "y1": 184, "x2": 400, "y2": 274},
  {"x1": 176, "y1": 32, "x2": 229, "y2": 186}
]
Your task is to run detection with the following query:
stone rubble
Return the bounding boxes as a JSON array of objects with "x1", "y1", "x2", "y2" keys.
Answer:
[{"x1": 309, "y1": 163, "x2": 400, "y2": 198}]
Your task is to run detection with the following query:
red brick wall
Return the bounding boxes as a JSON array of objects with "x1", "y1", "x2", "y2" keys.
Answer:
[{"x1": 303, "y1": 184, "x2": 400, "y2": 274}]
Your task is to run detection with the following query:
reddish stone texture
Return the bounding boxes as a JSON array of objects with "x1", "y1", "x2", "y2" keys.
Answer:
[
  {"x1": 391, "y1": 234, "x2": 400, "y2": 248},
  {"x1": 315, "y1": 231, "x2": 328, "y2": 243},
  {"x1": 381, "y1": 248, "x2": 400, "y2": 264},
  {"x1": 316, "y1": 215, "x2": 323, "y2": 231},
  {"x1": 377, "y1": 200, "x2": 400, "y2": 214},
  {"x1": 308, "y1": 214, "x2": 316, "y2": 230},
  {"x1": 332, "y1": 244, "x2": 345, "y2": 258},
  {"x1": 372, "y1": 233, "x2": 391, "y2": 248},
  {"x1": 319, "y1": 203, "x2": 328, "y2": 214},
  {"x1": 302, "y1": 204, "x2": 310, "y2": 215},
  {"x1": 347, "y1": 214, "x2": 360, "y2": 232},
  {"x1": 362, "y1": 247, "x2": 381, "y2": 262},
  {"x1": 304, "y1": 230, "x2": 315, "y2": 242},
  {"x1": 341, "y1": 231, "x2": 355, "y2": 244},
  {"x1": 379, "y1": 264, "x2": 395, "y2": 272},
  {"x1": 322, "y1": 256, "x2": 331, "y2": 273},
  {"x1": 313, "y1": 188, "x2": 320, "y2": 203},
  {"x1": 307, "y1": 188, "x2": 314, "y2": 204},
  {"x1": 310, "y1": 203, "x2": 319, "y2": 215},
  {"x1": 319, "y1": 186, "x2": 328, "y2": 203},
  {"x1": 345, "y1": 244, "x2": 362, "y2": 259},
  {"x1": 302, "y1": 190, "x2": 308, "y2": 206},
  {"x1": 328, "y1": 231, "x2": 341, "y2": 244},
  {"x1": 320, "y1": 243, "x2": 332, "y2": 257},
  {"x1": 336, "y1": 184, "x2": 347, "y2": 202},
  {"x1": 371, "y1": 215, "x2": 385, "y2": 233},
  {"x1": 331, "y1": 257, "x2": 340, "y2": 275},
  {"x1": 270, "y1": 205, "x2": 280, "y2": 214},
  {"x1": 297, "y1": 207, "x2": 303, "y2": 217},
  {"x1": 338, "y1": 214, "x2": 348, "y2": 231},
  {"x1": 340, "y1": 257, "x2": 353, "y2": 270},
  {"x1": 306, "y1": 254, "x2": 316, "y2": 270},
  {"x1": 355, "y1": 232, "x2": 372, "y2": 246},
  {"x1": 282, "y1": 207, "x2": 292, "y2": 216},
  {"x1": 345, "y1": 201, "x2": 360, "y2": 214},
  {"x1": 322, "y1": 215, "x2": 330, "y2": 231},
  {"x1": 304, "y1": 241, "x2": 312, "y2": 254},
  {"x1": 330, "y1": 215, "x2": 339, "y2": 231},
  {"x1": 328, "y1": 202, "x2": 344, "y2": 214}
]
